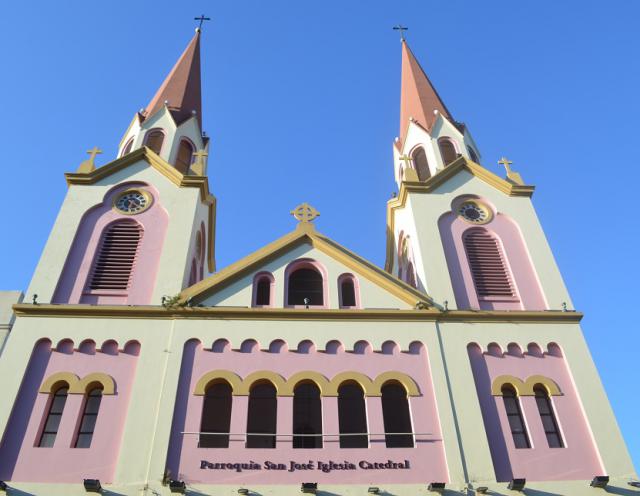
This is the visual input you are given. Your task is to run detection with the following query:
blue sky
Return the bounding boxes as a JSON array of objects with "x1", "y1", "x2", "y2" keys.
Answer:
[{"x1": 0, "y1": 1, "x2": 638, "y2": 472}]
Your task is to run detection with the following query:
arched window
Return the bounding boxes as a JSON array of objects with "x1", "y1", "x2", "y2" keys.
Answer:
[
  {"x1": 175, "y1": 139, "x2": 195, "y2": 174},
  {"x1": 381, "y1": 382, "x2": 414, "y2": 448},
  {"x1": 338, "y1": 274, "x2": 358, "y2": 308},
  {"x1": 188, "y1": 259, "x2": 198, "y2": 286},
  {"x1": 463, "y1": 228, "x2": 515, "y2": 299},
  {"x1": 253, "y1": 273, "x2": 274, "y2": 307},
  {"x1": 293, "y1": 383, "x2": 323, "y2": 449},
  {"x1": 288, "y1": 265, "x2": 324, "y2": 306},
  {"x1": 246, "y1": 383, "x2": 277, "y2": 448},
  {"x1": 411, "y1": 147, "x2": 431, "y2": 181},
  {"x1": 534, "y1": 385, "x2": 563, "y2": 448},
  {"x1": 89, "y1": 220, "x2": 143, "y2": 291},
  {"x1": 501, "y1": 385, "x2": 530, "y2": 449},
  {"x1": 200, "y1": 382, "x2": 233, "y2": 448},
  {"x1": 439, "y1": 138, "x2": 458, "y2": 166},
  {"x1": 38, "y1": 385, "x2": 69, "y2": 447},
  {"x1": 74, "y1": 386, "x2": 103, "y2": 448},
  {"x1": 145, "y1": 129, "x2": 164, "y2": 155},
  {"x1": 121, "y1": 138, "x2": 134, "y2": 157},
  {"x1": 467, "y1": 145, "x2": 479, "y2": 163},
  {"x1": 338, "y1": 382, "x2": 368, "y2": 448}
]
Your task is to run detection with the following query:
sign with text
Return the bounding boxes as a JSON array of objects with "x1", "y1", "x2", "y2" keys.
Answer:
[{"x1": 200, "y1": 459, "x2": 411, "y2": 473}]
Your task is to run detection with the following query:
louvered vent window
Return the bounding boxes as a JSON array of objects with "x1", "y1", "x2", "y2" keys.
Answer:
[
  {"x1": 89, "y1": 221, "x2": 143, "y2": 291},
  {"x1": 464, "y1": 229, "x2": 515, "y2": 298}
]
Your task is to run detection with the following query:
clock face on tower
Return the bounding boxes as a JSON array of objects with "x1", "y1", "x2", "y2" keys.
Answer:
[{"x1": 113, "y1": 190, "x2": 152, "y2": 215}]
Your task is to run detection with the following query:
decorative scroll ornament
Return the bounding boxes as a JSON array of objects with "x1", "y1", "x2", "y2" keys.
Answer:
[{"x1": 291, "y1": 203, "x2": 320, "y2": 223}]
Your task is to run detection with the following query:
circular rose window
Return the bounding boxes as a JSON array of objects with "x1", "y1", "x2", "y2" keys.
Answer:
[{"x1": 458, "y1": 201, "x2": 492, "y2": 224}]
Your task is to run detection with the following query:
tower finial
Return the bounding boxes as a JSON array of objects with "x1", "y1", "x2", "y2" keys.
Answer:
[
  {"x1": 194, "y1": 14, "x2": 211, "y2": 32},
  {"x1": 393, "y1": 25, "x2": 408, "y2": 41}
]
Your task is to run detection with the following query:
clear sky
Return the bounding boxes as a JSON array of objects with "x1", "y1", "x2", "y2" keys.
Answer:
[{"x1": 0, "y1": 0, "x2": 637, "y2": 472}]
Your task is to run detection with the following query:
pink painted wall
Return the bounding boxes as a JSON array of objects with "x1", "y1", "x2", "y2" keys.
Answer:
[
  {"x1": 52, "y1": 182, "x2": 169, "y2": 305},
  {"x1": 467, "y1": 342, "x2": 603, "y2": 482},
  {"x1": 166, "y1": 339, "x2": 448, "y2": 485},
  {"x1": 439, "y1": 196, "x2": 547, "y2": 310},
  {"x1": 0, "y1": 339, "x2": 140, "y2": 483}
]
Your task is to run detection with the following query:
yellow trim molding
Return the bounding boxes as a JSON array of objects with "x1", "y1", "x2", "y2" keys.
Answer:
[
  {"x1": 491, "y1": 374, "x2": 561, "y2": 396},
  {"x1": 194, "y1": 370, "x2": 243, "y2": 395},
  {"x1": 325, "y1": 372, "x2": 376, "y2": 397},
  {"x1": 39, "y1": 372, "x2": 80, "y2": 394},
  {"x1": 238, "y1": 371, "x2": 287, "y2": 396},
  {"x1": 372, "y1": 372, "x2": 420, "y2": 396},
  {"x1": 179, "y1": 220, "x2": 432, "y2": 308},
  {"x1": 39, "y1": 372, "x2": 116, "y2": 395},
  {"x1": 65, "y1": 147, "x2": 216, "y2": 272},
  {"x1": 385, "y1": 156, "x2": 535, "y2": 271},
  {"x1": 13, "y1": 303, "x2": 584, "y2": 324},
  {"x1": 280, "y1": 371, "x2": 331, "y2": 396}
]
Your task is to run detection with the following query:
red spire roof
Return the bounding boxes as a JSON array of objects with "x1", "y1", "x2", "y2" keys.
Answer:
[
  {"x1": 399, "y1": 40, "x2": 452, "y2": 144},
  {"x1": 144, "y1": 30, "x2": 202, "y2": 127}
]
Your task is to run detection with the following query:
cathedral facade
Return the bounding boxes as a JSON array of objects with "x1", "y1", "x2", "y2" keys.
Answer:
[{"x1": 0, "y1": 28, "x2": 636, "y2": 496}]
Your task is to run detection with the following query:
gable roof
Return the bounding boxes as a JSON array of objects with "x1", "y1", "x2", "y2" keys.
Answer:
[
  {"x1": 65, "y1": 146, "x2": 216, "y2": 272},
  {"x1": 181, "y1": 221, "x2": 433, "y2": 308},
  {"x1": 385, "y1": 156, "x2": 535, "y2": 271}
]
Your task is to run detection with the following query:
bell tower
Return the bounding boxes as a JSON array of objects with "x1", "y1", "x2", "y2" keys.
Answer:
[
  {"x1": 386, "y1": 39, "x2": 572, "y2": 311},
  {"x1": 26, "y1": 28, "x2": 216, "y2": 306}
]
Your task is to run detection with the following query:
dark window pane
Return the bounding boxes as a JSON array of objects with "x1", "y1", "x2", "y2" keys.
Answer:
[
  {"x1": 44, "y1": 413, "x2": 62, "y2": 433},
  {"x1": 73, "y1": 388, "x2": 102, "y2": 448},
  {"x1": 439, "y1": 139, "x2": 457, "y2": 165},
  {"x1": 38, "y1": 387, "x2": 69, "y2": 447},
  {"x1": 255, "y1": 278, "x2": 271, "y2": 306},
  {"x1": 340, "y1": 279, "x2": 356, "y2": 307},
  {"x1": 39, "y1": 433, "x2": 56, "y2": 448},
  {"x1": 175, "y1": 140, "x2": 194, "y2": 173},
  {"x1": 246, "y1": 383, "x2": 277, "y2": 448},
  {"x1": 533, "y1": 387, "x2": 564, "y2": 448},
  {"x1": 412, "y1": 147, "x2": 431, "y2": 181},
  {"x1": 146, "y1": 131, "x2": 164, "y2": 154},
  {"x1": 501, "y1": 386, "x2": 530, "y2": 449},
  {"x1": 200, "y1": 383, "x2": 233, "y2": 448},
  {"x1": 75, "y1": 433, "x2": 92, "y2": 449},
  {"x1": 288, "y1": 268, "x2": 324, "y2": 306},
  {"x1": 381, "y1": 383, "x2": 414, "y2": 448},
  {"x1": 338, "y1": 383, "x2": 368, "y2": 448},
  {"x1": 293, "y1": 383, "x2": 323, "y2": 449}
]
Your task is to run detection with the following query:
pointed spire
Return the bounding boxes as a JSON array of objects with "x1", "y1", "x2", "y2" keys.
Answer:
[
  {"x1": 399, "y1": 40, "x2": 452, "y2": 144},
  {"x1": 144, "y1": 29, "x2": 202, "y2": 127}
]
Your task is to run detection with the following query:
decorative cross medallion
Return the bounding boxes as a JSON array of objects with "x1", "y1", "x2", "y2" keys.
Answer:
[
  {"x1": 291, "y1": 203, "x2": 320, "y2": 223},
  {"x1": 399, "y1": 155, "x2": 413, "y2": 167},
  {"x1": 498, "y1": 156, "x2": 513, "y2": 173},
  {"x1": 393, "y1": 25, "x2": 409, "y2": 41},
  {"x1": 194, "y1": 14, "x2": 211, "y2": 30}
]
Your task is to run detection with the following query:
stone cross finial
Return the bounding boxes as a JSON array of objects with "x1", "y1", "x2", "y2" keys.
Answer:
[
  {"x1": 194, "y1": 15, "x2": 211, "y2": 31},
  {"x1": 291, "y1": 203, "x2": 320, "y2": 224},
  {"x1": 191, "y1": 149, "x2": 208, "y2": 175},
  {"x1": 498, "y1": 156, "x2": 525, "y2": 185},
  {"x1": 393, "y1": 25, "x2": 409, "y2": 41},
  {"x1": 77, "y1": 147, "x2": 102, "y2": 173}
]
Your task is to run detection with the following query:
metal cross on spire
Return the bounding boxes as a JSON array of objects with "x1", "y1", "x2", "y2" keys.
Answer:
[
  {"x1": 194, "y1": 14, "x2": 211, "y2": 31},
  {"x1": 393, "y1": 25, "x2": 409, "y2": 41}
]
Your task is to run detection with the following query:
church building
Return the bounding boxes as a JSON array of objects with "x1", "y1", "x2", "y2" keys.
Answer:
[{"x1": 0, "y1": 26, "x2": 636, "y2": 496}]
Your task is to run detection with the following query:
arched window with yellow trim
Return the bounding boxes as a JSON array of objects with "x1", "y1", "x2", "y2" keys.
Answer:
[
  {"x1": 246, "y1": 383, "x2": 277, "y2": 448},
  {"x1": 501, "y1": 385, "x2": 530, "y2": 449},
  {"x1": 38, "y1": 385, "x2": 69, "y2": 447},
  {"x1": 200, "y1": 382, "x2": 233, "y2": 448},
  {"x1": 534, "y1": 385, "x2": 564, "y2": 448},
  {"x1": 381, "y1": 382, "x2": 414, "y2": 448},
  {"x1": 74, "y1": 386, "x2": 103, "y2": 448},
  {"x1": 293, "y1": 382, "x2": 323, "y2": 449},
  {"x1": 338, "y1": 382, "x2": 368, "y2": 448}
]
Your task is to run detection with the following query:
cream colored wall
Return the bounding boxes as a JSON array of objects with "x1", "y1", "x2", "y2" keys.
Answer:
[
  {"x1": 26, "y1": 162, "x2": 204, "y2": 304},
  {"x1": 0, "y1": 290, "x2": 22, "y2": 355},
  {"x1": 0, "y1": 313, "x2": 636, "y2": 495},
  {"x1": 199, "y1": 244, "x2": 411, "y2": 310},
  {"x1": 392, "y1": 170, "x2": 572, "y2": 310}
]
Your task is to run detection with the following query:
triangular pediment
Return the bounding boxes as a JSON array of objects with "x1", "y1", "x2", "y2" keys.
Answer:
[{"x1": 181, "y1": 223, "x2": 432, "y2": 309}]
